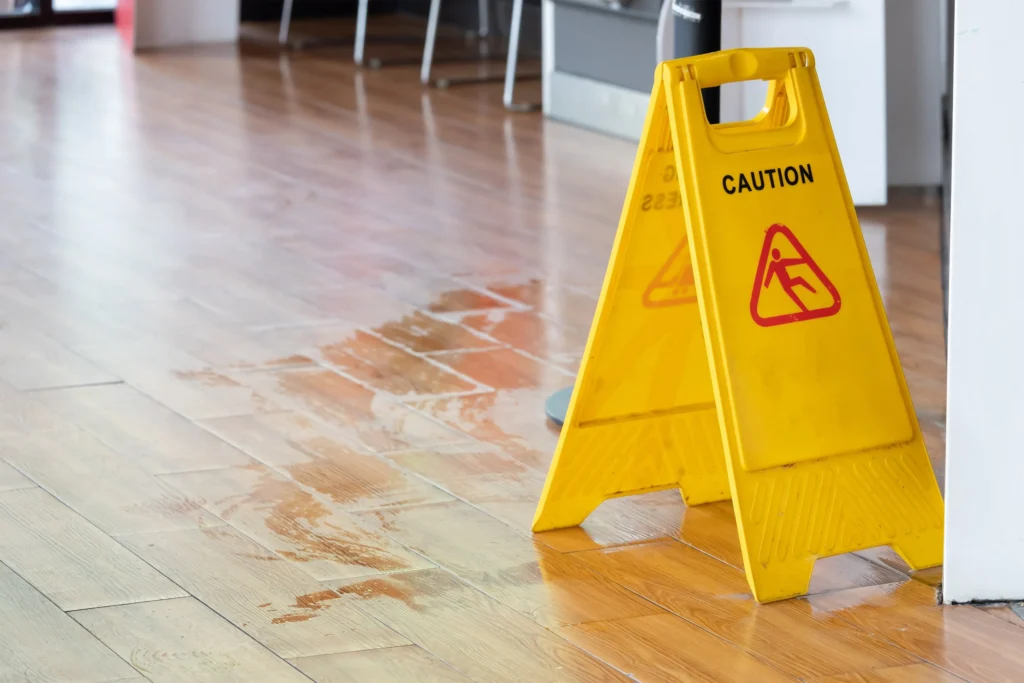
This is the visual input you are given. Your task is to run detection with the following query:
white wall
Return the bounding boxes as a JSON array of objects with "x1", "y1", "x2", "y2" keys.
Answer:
[
  {"x1": 716, "y1": 0, "x2": 944, "y2": 195},
  {"x1": 719, "y1": 0, "x2": 889, "y2": 205},
  {"x1": 944, "y1": 0, "x2": 1024, "y2": 603},
  {"x1": 885, "y1": 0, "x2": 944, "y2": 186}
]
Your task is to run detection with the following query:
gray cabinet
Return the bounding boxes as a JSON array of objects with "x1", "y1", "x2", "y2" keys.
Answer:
[{"x1": 542, "y1": 0, "x2": 662, "y2": 139}]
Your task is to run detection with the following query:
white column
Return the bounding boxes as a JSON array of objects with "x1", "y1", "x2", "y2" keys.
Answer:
[{"x1": 944, "y1": 0, "x2": 1024, "y2": 603}]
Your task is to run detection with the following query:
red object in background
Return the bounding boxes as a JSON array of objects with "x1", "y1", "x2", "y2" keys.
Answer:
[{"x1": 116, "y1": 0, "x2": 134, "y2": 48}]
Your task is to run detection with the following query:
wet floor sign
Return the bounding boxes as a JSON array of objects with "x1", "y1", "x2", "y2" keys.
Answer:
[{"x1": 532, "y1": 48, "x2": 944, "y2": 603}]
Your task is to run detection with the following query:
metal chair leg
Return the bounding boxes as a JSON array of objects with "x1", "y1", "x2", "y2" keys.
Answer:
[
  {"x1": 478, "y1": 0, "x2": 491, "y2": 57},
  {"x1": 279, "y1": 0, "x2": 295, "y2": 45},
  {"x1": 271, "y1": 0, "x2": 418, "y2": 60},
  {"x1": 421, "y1": 0, "x2": 444, "y2": 84},
  {"x1": 419, "y1": 0, "x2": 540, "y2": 93},
  {"x1": 418, "y1": 0, "x2": 513, "y2": 84},
  {"x1": 503, "y1": 0, "x2": 540, "y2": 111},
  {"x1": 478, "y1": 0, "x2": 489, "y2": 37},
  {"x1": 354, "y1": 0, "x2": 369, "y2": 66}
]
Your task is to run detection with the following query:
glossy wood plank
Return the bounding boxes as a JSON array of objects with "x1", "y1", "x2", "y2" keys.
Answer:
[
  {"x1": 459, "y1": 275, "x2": 600, "y2": 335},
  {"x1": 76, "y1": 297, "x2": 316, "y2": 373},
  {"x1": 388, "y1": 445, "x2": 755, "y2": 558},
  {"x1": 200, "y1": 411, "x2": 369, "y2": 463},
  {"x1": 72, "y1": 339, "x2": 284, "y2": 421},
  {"x1": 237, "y1": 367, "x2": 469, "y2": 452},
  {"x1": 307, "y1": 251, "x2": 426, "y2": 287},
  {"x1": 0, "y1": 429, "x2": 213, "y2": 535},
  {"x1": 0, "y1": 487, "x2": 186, "y2": 610},
  {"x1": 0, "y1": 385, "x2": 66, "y2": 435},
  {"x1": 373, "y1": 309, "x2": 500, "y2": 354},
  {"x1": 557, "y1": 613, "x2": 796, "y2": 682},
  {"x1": 807, "y1": 580, "x2": 1024, "y2": 683},
  {"x1": 387, "y1": 443, "x2": 535, "y2": 480},
  {"x1": 527, "y1": 492, "x2": 691, "y2": 554},
  {"x1": 673, "y1": 500, "x2": 910, "y2": 594},
  {"x1": 427, "y1": 348, "x2": 575, "y2": 393},
  {"x1": 162, "y1": 463, "x2": 435, "y2": 580},
  {"x1": 386, "y1": 444, "x2": 550, "y2": 528},
  {"x1": 119, "y1": 525, "x2": 409, "y2": 658},
  {"x1": 72, "y1": 597, "x2": 310, "y2": 683},
  {"x1": 0, "y1": 562, "x2": 138, "y2": 682},
  {"x1": 0, "y1": 325, "x2": 119, "y2": 391},
  {"x1": 807, "y1": 554, "x2": 911, "y2": 596},
  {"x1": 295, "y1": 286, "x2": 423, "y2": 329},
  {"x1": 388, "y1": 445, "x2": 696, "y2": 553},
  {"x1": 329, "y1": 568, "x2": 631, "y2": 682},
  {"x1": 181, "y1": 267, "x2": 333, "y2": 329},
  {"x1": 243, "y1": 321, "x2": 361, "y2": 366},
  {"x1": 198, "y1": 412, "x2": 455, "y2": 510},
  {"x1": 33, "y1": 383, "x2": 252, "y2": 474},
  {"x1": 289, "y1": 646, "x2": 472, "y2": 682},
  {"x1": 0, "y1": 458, "x2": 34, "y2": 491},
  {"x1": 459, "y1": 309, "x2": 587, "y2": 369},
  {"x1": 407, "y1": 391, "x2": 562, "y2": 470},
  {"x1": 806, "y1": 663, "x2": 965, "y2": 682},
  {"x1": 975, "y1": 604, "x2": 1024, "y2": 630},
  {"x1": 355, "y1": 500, "x2": 662, "y2": 627},
  {"x1": 853, "y1": 546, "x2": 944, "y2": 587},
  {"x1": 576, "y1": 541, "x2": 919, "y2": 679},
  {"x1": 311, "y1": 329, "x2": 484, "y2": 398},
  {"x1": 381, "y1": 276, "x2": 517, "y2": 314}
]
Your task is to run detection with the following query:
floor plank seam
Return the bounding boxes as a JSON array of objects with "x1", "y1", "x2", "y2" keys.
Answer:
[
  {"x1": 22, "y1": 379, "x2": 127, "y2": 393},
  {"x1": 0, "y1": 556, "x2": 149, "y2": 681}
]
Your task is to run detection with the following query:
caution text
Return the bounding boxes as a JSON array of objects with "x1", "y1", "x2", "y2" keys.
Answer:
[{"x1": 722, "y1": 164, "x2": 814, "y2": 195}]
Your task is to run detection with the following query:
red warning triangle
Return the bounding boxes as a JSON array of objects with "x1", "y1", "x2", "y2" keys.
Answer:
[
  {"x1": 750, "y1": 224, "x2": 841, "y2": 327},
  {"x1": 643, "y1": 237, "x2": 697, "y2": 308}
]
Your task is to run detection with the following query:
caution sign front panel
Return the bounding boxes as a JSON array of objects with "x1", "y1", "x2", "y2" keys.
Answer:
[
  {"x1": 677, "y1": 102, "x2": 914, "y2": 472},
  {"x1": 533, "y1": 48, "x2": 944, "y2": 603}
]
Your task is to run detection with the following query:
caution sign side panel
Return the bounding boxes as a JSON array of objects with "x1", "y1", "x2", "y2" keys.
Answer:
[
  {"x1": 532, "y1": 80, "x2": 729, "y2": 533},
  {"x1": 573, "y1": 132, "x2": 714, "y2": 424}
]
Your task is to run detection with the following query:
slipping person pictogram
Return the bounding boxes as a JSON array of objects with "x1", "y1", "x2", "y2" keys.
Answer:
[
  {"x1": 643, "y1": 237, "x2": 698, "y2": 308},
  {"x1": 750, "y1": 224, "x2": 840, "y2": 326},
  {"x1": 764, "y1": 247, "x2": 817, "y2": 312}
]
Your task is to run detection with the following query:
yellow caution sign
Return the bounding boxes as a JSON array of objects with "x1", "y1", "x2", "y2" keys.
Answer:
[{"x1": 532, "y1": 48, "x2": 944, "y2": 603}]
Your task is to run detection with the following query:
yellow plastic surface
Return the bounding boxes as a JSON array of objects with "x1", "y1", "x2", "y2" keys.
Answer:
[{"x1": 532, "y1": 48, "x2": 944, "y2": 603}]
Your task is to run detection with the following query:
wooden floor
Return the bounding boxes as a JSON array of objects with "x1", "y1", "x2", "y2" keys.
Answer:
[{"x1": 0, "y1": 21, "x2": 1018, "y2": 683}]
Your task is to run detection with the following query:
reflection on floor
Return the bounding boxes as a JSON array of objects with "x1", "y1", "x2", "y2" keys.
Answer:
[{"x1": 0, "y1": 19, "x2": 1016, "y2": 683}]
